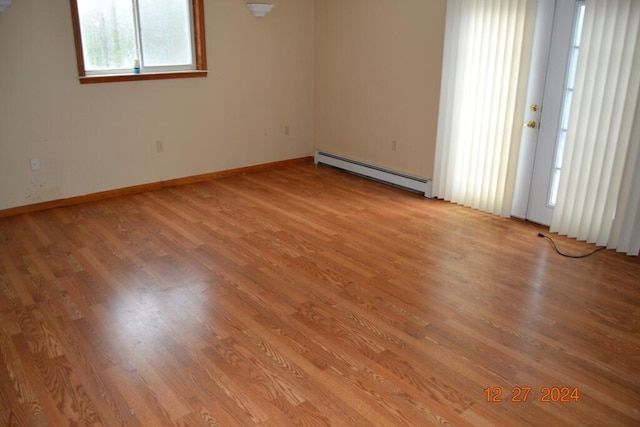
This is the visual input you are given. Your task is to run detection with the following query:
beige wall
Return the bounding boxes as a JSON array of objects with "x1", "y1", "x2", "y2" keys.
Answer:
[
  {"x1": 314, "y1": 0, "x2": 446, "y2": 179},
  {"x1": 0, "y1": 0, "x2": 448, "y2": 211},
  {"x1": 0, "y1": 0, "x2": 314, "y2": 210}
]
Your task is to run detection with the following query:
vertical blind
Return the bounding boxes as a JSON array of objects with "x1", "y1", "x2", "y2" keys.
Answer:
[
  {"x1": 433, "y1": 0, "x2": 536, "y2": 217},
  {"x1": 550, "y1": 0, "x2": 640, "y2": 256}
]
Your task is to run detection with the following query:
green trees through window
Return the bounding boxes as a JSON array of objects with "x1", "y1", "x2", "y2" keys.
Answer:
[{"x1": 77, "y1": 0, "x2": 137, "y2": 71}]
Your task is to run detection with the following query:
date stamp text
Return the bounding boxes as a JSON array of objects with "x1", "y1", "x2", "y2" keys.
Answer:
[{"x1": 484, "y1": 386, "x2": 580, "y2": 403}]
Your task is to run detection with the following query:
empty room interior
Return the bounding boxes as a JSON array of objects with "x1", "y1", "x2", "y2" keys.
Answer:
[{"x1": 0, "y1": 0, "x2": 639, "y2": 425}]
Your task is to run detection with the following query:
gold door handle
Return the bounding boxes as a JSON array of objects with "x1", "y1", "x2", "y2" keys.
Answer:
[{"x1": 524, "y1": 121, "x2": 537, "y2": 129}]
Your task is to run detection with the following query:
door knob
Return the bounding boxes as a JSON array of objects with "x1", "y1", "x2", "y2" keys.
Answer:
[{"x1": 524, "y1": 120, "x2": 537, "y2": 129}]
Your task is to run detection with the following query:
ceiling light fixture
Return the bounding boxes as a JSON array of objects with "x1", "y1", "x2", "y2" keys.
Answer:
[{"x1": 246, "y1": 3, "x2": 274, "y2": 18}]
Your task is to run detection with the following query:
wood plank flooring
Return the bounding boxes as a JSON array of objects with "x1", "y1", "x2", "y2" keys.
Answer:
[{"x1": 0, "y1": 162, "x2": 639, "y2": 426}]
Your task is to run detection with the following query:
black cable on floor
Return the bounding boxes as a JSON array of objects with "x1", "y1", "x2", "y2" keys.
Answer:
[{"x1": 537, "y1": 232, "x2": 605, "y2": 258}]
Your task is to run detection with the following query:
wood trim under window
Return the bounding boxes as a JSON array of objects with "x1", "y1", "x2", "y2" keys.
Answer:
[{"x1": 69, "y1": 0, "x2": 207, "y2": 84}]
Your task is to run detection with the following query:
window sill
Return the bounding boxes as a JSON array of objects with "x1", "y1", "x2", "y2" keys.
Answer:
[{"x1": 78, "y1": 70, "x2": 208, "y2": 85}]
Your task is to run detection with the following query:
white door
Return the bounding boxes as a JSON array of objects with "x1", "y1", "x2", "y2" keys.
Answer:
[{"x1": 512, "y1": 0, "x2": 583, "y2": 225}]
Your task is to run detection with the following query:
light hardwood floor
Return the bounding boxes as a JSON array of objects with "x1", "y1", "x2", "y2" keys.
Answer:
[{"x1": 0, "y1": 162, "x2": 638, "y2": 426}]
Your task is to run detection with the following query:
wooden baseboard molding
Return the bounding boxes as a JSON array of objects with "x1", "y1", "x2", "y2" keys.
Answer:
[{"x1": 0, "y1": 156, "x2": 313, "y2": 219}]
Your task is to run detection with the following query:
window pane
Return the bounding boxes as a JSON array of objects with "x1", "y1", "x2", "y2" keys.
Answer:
[
  {"x1": 566, "y1": 47, "x2": 579, "y2": 89},
  {"x1": 550, "y1": 169, "x2": 562, "y2": 206},
  {"x1": 555, "y1": 130, "x2": 566, "y2": 168},
  {"x1": 138, "y1": 0, "x2": 193, "y2": 67},
  {"x1": 561, "y1": 90, "x2": 573, "y2": 130},
  {"x1": 574, "y1": 4, "x2": 586, "y2": 47},
  {"x1": 77, "y1": 0, "x2": 137, "y2": 71}
]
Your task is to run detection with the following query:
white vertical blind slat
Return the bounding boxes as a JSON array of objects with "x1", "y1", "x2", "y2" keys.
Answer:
[
  {"x1": 434, "y1": 0, "x2": 536, "y2": 217},
  {"x1": 550, "y1": 0, "x2": 640, "y2": 256}
]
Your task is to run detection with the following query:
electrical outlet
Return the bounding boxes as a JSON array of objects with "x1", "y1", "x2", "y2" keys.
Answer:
[
  {"x1": 30, "y1": 158, "x2": 40, "y2": 171},
  {"x1": 284, "y1": 125, "x2": 290, "y2": 136},
  {"x1": 156, "y1": 140, "x2": 164, "y2": 153},
  {"x1": 391, "y1": 140, "x2": 397, "y2": 151}
]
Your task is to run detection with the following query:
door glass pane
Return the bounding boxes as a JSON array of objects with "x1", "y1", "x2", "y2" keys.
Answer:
[
  {"x1": 548, "y1": 2, "x2": 586, "y2": 206},
  {"x1": 556, "y1": 131, "x2": 566, "y2": 168},
  {"x1": 560, "y1": 90, "x2": 573, "y2": 130},
  {"x1": 138, "y1": 0, "x2": 193, "y2": 67},
  {"x1": 566, "y1": 46, "x2": 580, "y2": 88},
  {"x1": 76, "y1": 0, "x2": 137, "y2": 71}
]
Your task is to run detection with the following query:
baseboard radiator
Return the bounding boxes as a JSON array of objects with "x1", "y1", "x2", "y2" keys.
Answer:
[{"x1": 314, "y1": 151, "x2": 432, "y2": 198}]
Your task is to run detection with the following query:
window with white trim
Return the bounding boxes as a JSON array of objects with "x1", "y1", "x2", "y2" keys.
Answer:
[
  {"x1": 70, "y1": 0, "x2": 207, "y2": 84},
  {"x1": 548, "y1": 1, "x2": 585, "y2": 206}
]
